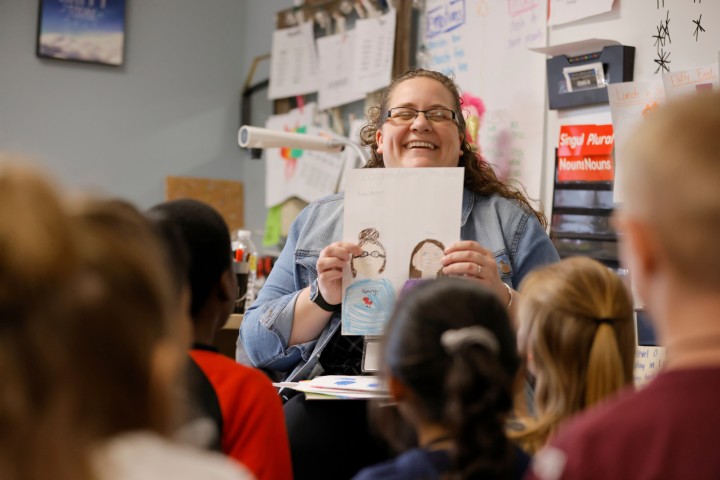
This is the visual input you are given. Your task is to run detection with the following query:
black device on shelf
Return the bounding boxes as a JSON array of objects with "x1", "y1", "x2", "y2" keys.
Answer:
[{"x1": 550, "y1": 149, "x2": 619, "y2": 269}]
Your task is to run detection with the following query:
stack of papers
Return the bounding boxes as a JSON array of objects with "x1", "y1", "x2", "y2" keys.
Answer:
[{"x1": 274, "y1": 375, "x2": 390, "y2": 400}]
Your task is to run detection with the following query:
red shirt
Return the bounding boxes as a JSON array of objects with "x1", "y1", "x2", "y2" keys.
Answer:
[{"x1": 190, "y1": 349, "x2": 292, "y2": 480}]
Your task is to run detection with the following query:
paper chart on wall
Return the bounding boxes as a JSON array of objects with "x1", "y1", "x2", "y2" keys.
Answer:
[
  {"x1": 662, "y1": 62, "x2": 719, "y2": 99},
  {"x1": 268, "y1": 22, "x2": 320, "y2": 99},
  {"x1": 607, "y1": 79, "x2": 666, "y2": 204},
  {"x1": 423, "y1": 0, "x2": 547, "y2": 205},
  {"x1": 548, "y1": 0, "x2": 614, "y2": 27},
  {"x1": 353, "y1": 9, "x2": 397, "y2": 94},
  {"x1": 341, "y1": 168, "x2": 464, "y2": 336},
  {"x1": 264, "y1": 103, "x2": 345, "y2": 207},
  {"x1": 634, "y1": 346, "x2": 666, "y2": 389},
  {"x1": 316, "y1": 31, "x2": 366, "y2": 110}
]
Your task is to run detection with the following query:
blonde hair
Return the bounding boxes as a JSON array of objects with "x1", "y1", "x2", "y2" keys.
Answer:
[
  {"x1": 621, "y1": 92, "x2": 720, "y2": 288},
  {"x1": 510, "y1": 257, "x2": 635, "y2": 454}
]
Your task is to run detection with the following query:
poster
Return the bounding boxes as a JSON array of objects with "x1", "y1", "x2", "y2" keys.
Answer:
[
  {"x1": 36, "y1": 0, "x2": 126, "y2": 66},
  {"x1": 556, "y1": 125, "x2": 614, "y2": 182},
  {"x1": 341, "y1": 168, "x2": 464, "y2": 335}
]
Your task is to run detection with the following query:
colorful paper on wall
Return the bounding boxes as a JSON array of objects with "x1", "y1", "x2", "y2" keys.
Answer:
[{"x1": 556, "y1": 124, "x2": 614, "y2": 182}]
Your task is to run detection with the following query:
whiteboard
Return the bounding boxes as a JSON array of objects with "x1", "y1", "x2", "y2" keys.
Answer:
[{"x1": 421, "y1": 0, "x2": 548, "y2": 207}]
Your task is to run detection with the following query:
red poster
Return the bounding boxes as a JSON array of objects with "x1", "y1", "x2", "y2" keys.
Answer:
[{"x1": 557, "y1": 124, "x2": 614, "y2": 182}]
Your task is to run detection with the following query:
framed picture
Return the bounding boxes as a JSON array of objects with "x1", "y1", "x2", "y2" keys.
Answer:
[{"x1": 36, "y1": 0, "x2": 127, "y2": 66}]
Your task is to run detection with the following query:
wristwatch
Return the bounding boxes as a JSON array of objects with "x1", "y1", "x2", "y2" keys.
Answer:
[{"x1": 309, "y1": 278, "x2": 341, "y2": 312}]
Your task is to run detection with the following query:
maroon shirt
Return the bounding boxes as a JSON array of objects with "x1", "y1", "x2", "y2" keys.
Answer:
[{"x1": 526, "y1": 368, "x2": 720, "y2": 480}]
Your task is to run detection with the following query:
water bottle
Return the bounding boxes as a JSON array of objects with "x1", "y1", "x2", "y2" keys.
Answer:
[{"x1": 232, "y1": 230, "x2": 258, "y2": 314}]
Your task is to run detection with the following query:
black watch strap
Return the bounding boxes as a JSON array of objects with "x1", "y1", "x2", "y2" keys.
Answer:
[{"x1": 310, "y1": 279, "x2": 341, "y2": 312}]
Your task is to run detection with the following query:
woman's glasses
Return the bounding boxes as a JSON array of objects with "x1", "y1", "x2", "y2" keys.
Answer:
[
  {"x1": 386, "y1": 107, "x2": 457, "y2": 124},
  {"x1": 357, "y1": 250, "x2": 386, "y2": 259}
]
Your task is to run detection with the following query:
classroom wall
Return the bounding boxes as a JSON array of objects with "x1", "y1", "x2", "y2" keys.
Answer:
[{"x1": 0, "y1": 0, "x2": 250, "y2": 217}]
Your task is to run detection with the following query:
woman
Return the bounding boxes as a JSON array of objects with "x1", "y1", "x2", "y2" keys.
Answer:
[
  {"x1": 354, "y1": 278, "x2": 528, "y2": 480},
  {"x1": 509, "y1": 256, "x2": 635, "y2": 454},
  {"x1": 239, "y1": 68, "x2": 559, "y2": 478}
]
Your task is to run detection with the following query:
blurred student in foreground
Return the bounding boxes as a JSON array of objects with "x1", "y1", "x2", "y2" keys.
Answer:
[
  {"x1": 0, "y1": 159, "x2": 251, "y2": 480},
  {"x1": 148, "y1": 199, "x2": 292, "y2": 480},
  {"x1": 509, "y1": 256, "x2": 635, "y2": 454},
  {"x1": 528, "y1": 92, "x2": 720, "y2": 479},
  {"x1": 354, "y1": 278, "x2": 529, "y2": 480}
]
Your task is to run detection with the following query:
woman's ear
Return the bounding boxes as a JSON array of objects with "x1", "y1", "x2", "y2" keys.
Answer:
[{"x1": 376, "y1": 129, "x2": 384, "y2": 155}]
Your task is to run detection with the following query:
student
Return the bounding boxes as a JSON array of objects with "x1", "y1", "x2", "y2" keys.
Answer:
[
  {"x1": 528, "y1": 92, "x2": 720, "y2": 479},
  {"x1": 509, "y1": 256, "x2": 635, "y2": 454},
  {"x1": 354, "y1": 278, "x2": 529, "y2": 480},
  {"x1": 240, "y1": 68, "x2": 558, "y2": 479},
  {"x1": 0, "y1": 160, "x2": 251, "y2": 480},
  {"x1": 148, "y1": 198, "x2": 292, "y2": 480}
]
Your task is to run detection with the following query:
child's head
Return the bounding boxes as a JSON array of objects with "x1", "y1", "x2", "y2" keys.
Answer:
[
  {"x1": 147, "y1": 199, "x2": 236, "y2": 331},
  {"x1": 66, "y1": 197, "x2": 187, "y2": 437},
  {"x1": 0, "y1": 163, "x2": 183, "y2": 479},
  {"x1": 381, "y1": 277, "x2": 520, "y2": 478},
  {"x1": 514, "y1": 256, "x2": 634, "y2": 452}
]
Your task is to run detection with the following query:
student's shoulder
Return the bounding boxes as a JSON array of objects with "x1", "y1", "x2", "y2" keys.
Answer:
[
  {"x1": 190, "y1": 350, "x2": 274, "y2": 390},
  {"x1": 97, "y1": 431, "x2": 253, "y2": 480}
]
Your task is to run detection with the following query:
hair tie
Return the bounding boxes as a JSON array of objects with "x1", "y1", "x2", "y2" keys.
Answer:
[
  {"x1": 596, "y1": 318, "x2": 614, "y2": 325},
  {"x1": 441, "y1": 326, "x2": 499, "y2": 354}
]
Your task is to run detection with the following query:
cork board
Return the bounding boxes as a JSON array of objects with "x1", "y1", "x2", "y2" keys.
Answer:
[{"x1": 165, "y1": 176, "x2": 244, "y2": 232}]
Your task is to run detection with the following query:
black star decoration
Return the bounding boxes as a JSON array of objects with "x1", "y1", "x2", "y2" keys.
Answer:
[
  {"x1": 654, "y1": 48, "x2": 671, "y2": 74},
  {"x1": 653, "y1": 24, "x2": 666, "y2": 48},
  {"x1": 693, "y1": 14, "x2": 706, "y2": 42}
]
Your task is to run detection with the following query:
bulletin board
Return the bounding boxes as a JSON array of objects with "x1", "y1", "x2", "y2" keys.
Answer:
[{"x1": 165, "y1": 176, "x2": 244, "y2": 233}]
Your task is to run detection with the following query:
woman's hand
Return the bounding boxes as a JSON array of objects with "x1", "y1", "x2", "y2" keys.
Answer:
[
  {"x1": 316, "y1": 241, "x2": 362, "y2": 305},
  {"x1": 441, "y1": 240, "x2": 511, "y2": 307}
]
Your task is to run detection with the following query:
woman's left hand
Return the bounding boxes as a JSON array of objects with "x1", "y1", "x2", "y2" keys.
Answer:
[{"x1": 441, "y1": 240, "x2": 510, "y2": 306}]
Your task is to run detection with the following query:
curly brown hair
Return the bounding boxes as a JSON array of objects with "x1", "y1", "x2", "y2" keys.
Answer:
[{"x1": 359, "y1": 69, "x2": 547, "y2": 228}]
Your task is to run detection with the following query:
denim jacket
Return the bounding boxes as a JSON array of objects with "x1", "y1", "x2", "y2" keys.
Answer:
[{"x1": 239, "y1": 188, "x2": 559, "y2": 382}]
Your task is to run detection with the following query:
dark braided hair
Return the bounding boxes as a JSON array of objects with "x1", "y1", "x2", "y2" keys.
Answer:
[
  {"x1": 360, "y1": 68, "x2": 547, "y2": 229},
  {"x1": 381, "y1": 278, "x2": 520, "y2": 479}
]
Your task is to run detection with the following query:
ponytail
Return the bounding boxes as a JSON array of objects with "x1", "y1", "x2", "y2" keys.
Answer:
[
  {"x1": 444, "y1": 339, "x2": 516, "y2": 479},
  {"x1": 585, "y1": 321, "x2": 627, "y2": 407}
]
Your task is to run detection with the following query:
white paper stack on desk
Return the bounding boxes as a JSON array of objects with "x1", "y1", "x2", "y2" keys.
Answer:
[{"x1": 274, "y1": 375, "x2": 390, "y2": 400}]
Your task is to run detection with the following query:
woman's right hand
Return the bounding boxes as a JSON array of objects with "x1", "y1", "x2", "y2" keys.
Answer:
[{"x1": 316, "y1": 241, "x2": 362, "y2": 305}]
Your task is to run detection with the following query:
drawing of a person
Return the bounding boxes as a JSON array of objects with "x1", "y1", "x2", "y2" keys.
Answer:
[
  {"x1": 342, "y1": 228, "x2": 396, "y2": 336},
  {"x1": 409, "y1": 239, "x2": 446, "y2": 279}
]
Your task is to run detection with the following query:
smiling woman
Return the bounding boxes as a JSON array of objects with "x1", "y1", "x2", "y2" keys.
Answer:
[{"x1": 239, "y1": 68, "x2": 560, "y2": 479}]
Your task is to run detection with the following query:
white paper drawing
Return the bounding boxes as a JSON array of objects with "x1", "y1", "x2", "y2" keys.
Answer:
[
  {"x1": 662, "y1": 62, "x2": 719, "y2": 99},
  {"x1": 548, "y1": 0, "x2": 614, "y2": 27},
  {"x1": 342, "y1": 167, "x2": 464, "y2": 335}
]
